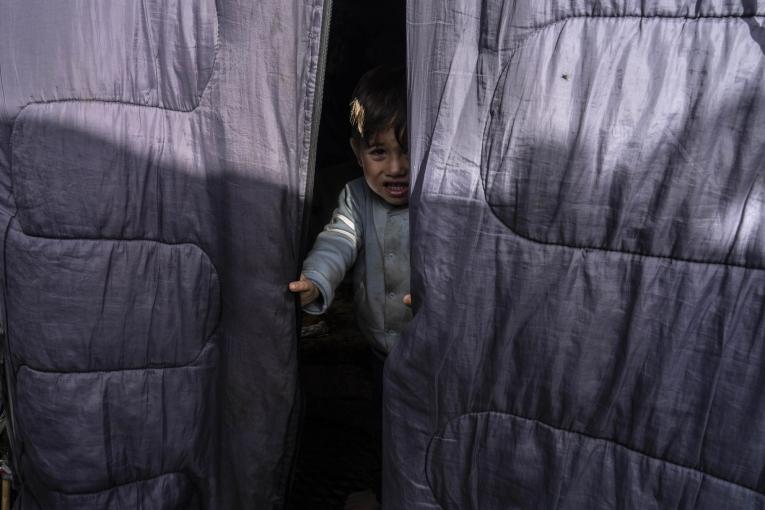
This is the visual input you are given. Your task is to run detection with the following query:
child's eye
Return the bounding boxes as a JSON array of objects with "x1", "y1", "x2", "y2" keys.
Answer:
[{"x1": 368, "y1": 148, "x2": 386, "y2": 157}]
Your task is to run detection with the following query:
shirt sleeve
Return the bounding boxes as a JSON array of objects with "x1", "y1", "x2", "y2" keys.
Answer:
[{"x1": 301, "y1": 183, "x2": 362, "y2": 314}]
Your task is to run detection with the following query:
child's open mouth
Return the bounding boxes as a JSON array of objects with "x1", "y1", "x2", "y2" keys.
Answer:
[{"x1": 384, "y1": 182, "x2": 409, "y2": 199}]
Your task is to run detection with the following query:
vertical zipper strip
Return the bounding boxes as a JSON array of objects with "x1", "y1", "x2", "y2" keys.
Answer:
[{"x1": 299, "y1": 0, "x2": 333, "y2": 261}]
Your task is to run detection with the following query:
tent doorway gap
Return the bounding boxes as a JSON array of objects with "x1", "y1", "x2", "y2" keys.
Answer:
[{"x1": 290, "y1": 0, "x2": 406, "y2": 507}]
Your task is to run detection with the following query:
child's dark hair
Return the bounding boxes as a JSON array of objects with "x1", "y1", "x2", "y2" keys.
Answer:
[{"x1": 349, "y1": 66, "x2": 407, "y2": 151}]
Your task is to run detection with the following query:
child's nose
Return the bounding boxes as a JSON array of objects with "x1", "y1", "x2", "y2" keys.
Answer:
[{"x1": 387, "y1": 154, "x2": 409, "y2": 176}]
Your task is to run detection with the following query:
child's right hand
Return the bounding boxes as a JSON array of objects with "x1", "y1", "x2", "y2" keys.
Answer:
[{"x1": 288, "y1": 274, "x2": 320, "y2": 306}]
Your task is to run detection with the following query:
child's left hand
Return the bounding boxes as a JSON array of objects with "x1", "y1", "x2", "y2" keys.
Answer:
[{"x1": 403, "y1": 294, "x2": 412, "y2": 306}]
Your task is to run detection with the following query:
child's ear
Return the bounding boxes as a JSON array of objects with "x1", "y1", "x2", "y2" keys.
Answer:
[{"x1": 349, "y1": 138, "x2": 362, "y2": 166}]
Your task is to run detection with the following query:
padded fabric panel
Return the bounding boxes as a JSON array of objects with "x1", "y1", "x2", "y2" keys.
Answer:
[
  {"x1": 6, "y1": 230, "x2": 218, "y2": 372},
  {"x1": 11, "y1": 103, "x2": 222, "y2": 241},
  {"x1": 15, "y1": 357, "x2": 215, "y2": 494},
  {"x1": 0, "y1": 0, "x2": 217, "y2": 111},
  {"x1": 0, "y1": 0, "x2": 327, "y2": 508},
  {"x1": 426, "y1": 413, "x2": 765, "y2": 509},
  {"x1": 15, "y1": 473, "x2": 200, "y2": 510},
  {"x1": 387, "y1": 1, "x2": 765, "y2": 508},
  {"x1": 483, "y1": 18, "x2": 765, "y2": 267}
]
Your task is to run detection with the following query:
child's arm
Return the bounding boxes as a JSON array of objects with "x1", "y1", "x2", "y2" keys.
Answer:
[{"x1": 289, "y1": 184, "x2": 362, "y2": 313}]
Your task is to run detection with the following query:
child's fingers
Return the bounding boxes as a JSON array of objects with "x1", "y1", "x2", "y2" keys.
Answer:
[
  {"x1": 288, "y1": 280, "x2": 311, "y2": 293},
  {"x1": 289, "y1": 275, "x2": 319, "y2": 305},
  {"x1": 300, "y1": 291, "x2": 318, "y2": 306},
  {"x1": 403, "y1": 293, "x2": 412, "y2": 306}
]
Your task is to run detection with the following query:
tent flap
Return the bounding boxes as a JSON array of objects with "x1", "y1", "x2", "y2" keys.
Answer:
[
  {"x1": 388, "y1": 2, "x2": 765, "y2": 508},
  {"x1": 0, "y1": 0, "x2": 328, "y2": 507}
]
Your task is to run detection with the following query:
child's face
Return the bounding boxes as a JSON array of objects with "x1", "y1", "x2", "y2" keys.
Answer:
[{"x1": 351, "y1": 127, "x2": 410, "y2": 206}]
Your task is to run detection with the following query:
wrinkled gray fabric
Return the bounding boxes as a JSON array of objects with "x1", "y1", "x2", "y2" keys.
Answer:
[
  {"x1": 0, "y1": 0, "x2": 327, "y2": 508},
  {"x1": 386, "y1": 1, "x2": 765, "y2": 508}
]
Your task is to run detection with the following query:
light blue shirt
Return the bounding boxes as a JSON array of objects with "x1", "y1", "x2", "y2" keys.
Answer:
[{"x1": 302, "y1": 177, "x2": 411, "y2": 355}]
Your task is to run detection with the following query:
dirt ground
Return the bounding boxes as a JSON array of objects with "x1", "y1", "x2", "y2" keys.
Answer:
[{"x1": 288, "y1": 282, "x2": 380, "y2": 509}]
